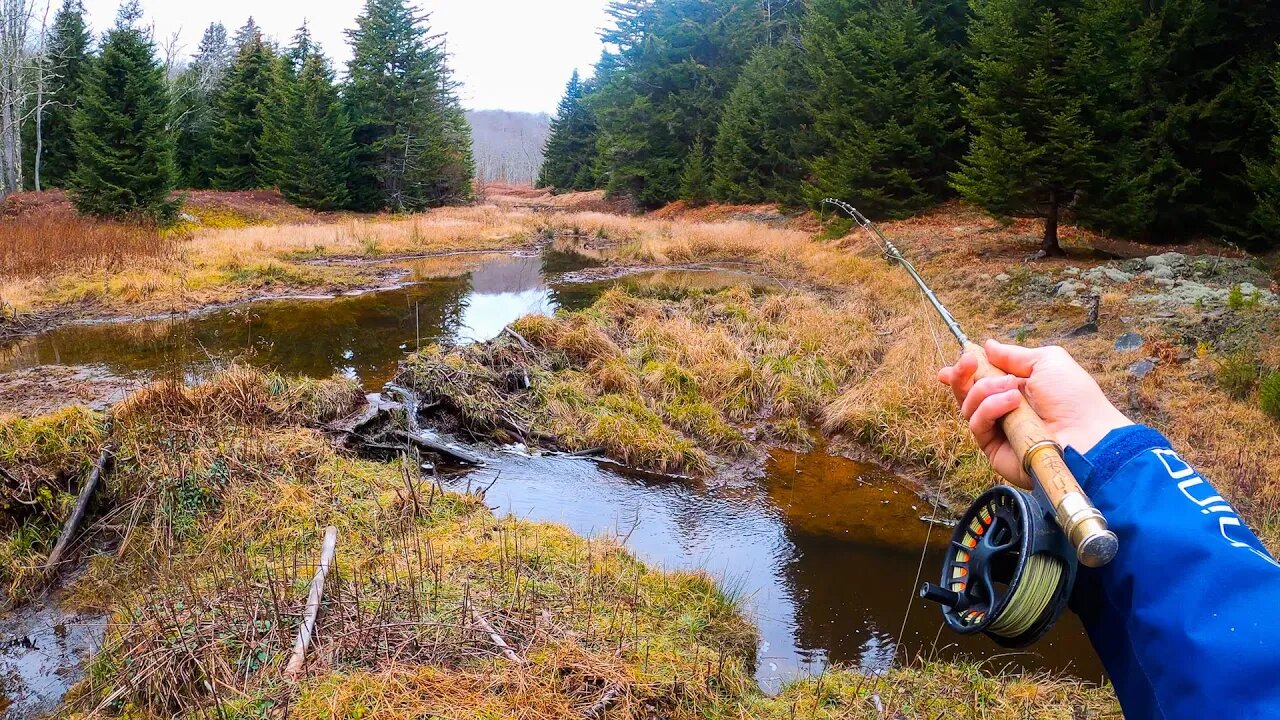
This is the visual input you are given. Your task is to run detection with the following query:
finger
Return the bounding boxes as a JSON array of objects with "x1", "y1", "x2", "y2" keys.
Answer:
[
  {"x1": 983, "y1": 339, "x2": 1054, "y2": 378},
  {"x1": 941, "y1": 354, "x2": 980, "y2": 404},
  {"x1": 960, "y1": 374, "x2": 1023, "y2": 421},
  {"x1": 969, "y1": 389, "x2": 1024, "y2": 450}
]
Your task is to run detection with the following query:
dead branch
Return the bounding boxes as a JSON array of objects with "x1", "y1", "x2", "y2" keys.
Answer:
[
  {"x1": 285, "y1": 526, "x2": 338, "y2": 678},
  {"x1": 582, "y1": 683, "x2": 624, "y2": 720},
  {"x1": 467, "y1": 600, "x2": 525, "y2": 665},
  {"x1": 43, "y1": 439, "x2": 115, "y2": 574}
]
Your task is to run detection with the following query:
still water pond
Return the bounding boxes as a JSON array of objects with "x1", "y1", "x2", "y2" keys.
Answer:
[{"x1": 0, "y1": 246, "x2": 1104, "y2": 693}]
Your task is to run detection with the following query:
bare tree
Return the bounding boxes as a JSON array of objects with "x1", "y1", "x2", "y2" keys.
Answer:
[
  {"x1": 29, "y1": 0, "x2": 51, "y2": 190},
  {"x1": 0, "y1": 0, "x2": 40, "y2": 196}
]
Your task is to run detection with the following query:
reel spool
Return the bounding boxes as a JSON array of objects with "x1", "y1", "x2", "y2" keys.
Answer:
[{"x1": 920, "y1": 485, "x2": 1078, "y2": 648}]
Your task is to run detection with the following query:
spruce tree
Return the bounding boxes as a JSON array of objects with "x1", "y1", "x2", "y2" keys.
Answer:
[
  {"x1": 209, "y1": 22, "x2": 279, "y2": 190},
  {"x1": 678, "y1": 139, "x2": 710, "y2": 206},
  {"x1": 174, "y1": 22, "x2": 233, "y2": 187},
  {"x1": 38, "y1": 0, "x2": 92, "y2": 189},
  {"x1": 592, "y1": 0, "x2": 765, "y2": 208},
  {"x1": 70, "y1": 0, "x2": 177, "y2": 221},
  {"x1": 805, "y1": 0, "x2": 961, "y2": 218},
  {"x1": 950, "y1": 0, "x2": 1098, "y2": 256},
  {"x1": 263, "y1": 49, "x2": 353, "y2": 210},
  {"x1": 1245, "y1": 62, "x2": 1280, "y2": 244},
  {"x1": 537, "y1": 70, "x2": 598, "y2": 191},
  {"x1": 345, "y1": 0, "x2": 473, "y2": 211},
  {"x1": 711, "y1": 43, "x2": 813, "y2": 206}
]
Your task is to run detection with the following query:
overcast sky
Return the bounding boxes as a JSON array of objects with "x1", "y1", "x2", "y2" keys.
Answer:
[{"x1": 78, "y1": 0, "x2": 612, "y2": 114}]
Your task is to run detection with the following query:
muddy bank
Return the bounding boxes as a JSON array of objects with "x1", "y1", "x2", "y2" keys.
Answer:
[{"x1": 0, "y1": 595, "x2": 106, "y2": 718}]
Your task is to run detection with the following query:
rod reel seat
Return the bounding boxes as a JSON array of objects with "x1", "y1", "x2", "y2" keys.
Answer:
[{"x1": 920, "y1": 485, "x2": 1078, "y2": 648}]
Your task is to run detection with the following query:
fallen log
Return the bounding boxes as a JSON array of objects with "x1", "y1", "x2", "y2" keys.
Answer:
[
  {"x1": 285, "y1": 526, "x2": 339, "y2": 678},
  {"x1": 43, "y1": 439, "x2": 115, "y2": 574},
  {"x1": 393, "y1": 430, "x2": 486, "y2": 466}
]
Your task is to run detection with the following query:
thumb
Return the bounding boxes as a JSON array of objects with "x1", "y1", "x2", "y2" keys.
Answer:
[{"x1": 984, "y1": 339, "x2": 1052, "y2": 379}]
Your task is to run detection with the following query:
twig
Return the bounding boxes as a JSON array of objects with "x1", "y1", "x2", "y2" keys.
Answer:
[
  {"x1": 467, "y1": 600, "x2": 525, "y2": 664},
  {"x1": 44, "y1": 440, "x2": 115, "y2": 574},
  {"x1": 285, "y1": 526, "x2": 339, "y2": 677},
  {"x1": 502, "y1": 326, "x2": 535, "y2": 352},
  {"x1": 582, "y1": 683, "x2": 624, "y2": 719}
]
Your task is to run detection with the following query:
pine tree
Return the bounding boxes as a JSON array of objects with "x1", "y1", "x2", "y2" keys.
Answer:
[
  {"x1": 950, "y1": 0, "x2": 1098, "y2": 256},
  {"x1": 805, "y1": 0, "x2": 962, "y2": 218},
  {"x1": 1245, "y1": 62, "x2": 1280, "y2": 244},
  {"x1": 38, "y1": 0, "x2": 92, "y2": 189},
  {"x1": 263, "y1": 49, "x2": 353, "y2": 210},
  {"x1": 592, "y1": 0, "x2": 766, "y2": 208},
  {"x1": 537, "y1": 70, "x2": 598, "y2": 191},
  {"x1": 345, "y1": 0, "x2": 473, "y2": 211},
  {"x1": 679, "y1": 139, "x2": 710, "y2": 206},
  {"x1": 174, "y1": 22, "x2": 233, "y2": 187},
  {"x1": 209, "y1": 22, "x2": 279, "y2": 190},
  {"x1": 70, "y1": 0, "x2": 177, "y2": 220},
  {"x1": 711, "y1": 43, "x2": 814, "y2": 206}
]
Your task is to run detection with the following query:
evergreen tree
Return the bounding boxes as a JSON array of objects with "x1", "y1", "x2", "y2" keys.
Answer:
[
  {"x1": 70, "y1": 0, "x2": 176, "y2": 220},
  {"x1": 38, "y1": 0, "x2": 92, "y2": 189},
  {"x1": 209, "y1": 21, "x2": 279, "y2": 190},
  {"x1": 678, "y1": 138, "x2": 710, "y2": 206},
  {"x1": 950, "y1": 0, "x2": 1098, "y2": 256},
  {"x1": 1245, "y1": 62, "x2": 1280, "y2": 243},
  {"x1": 537, "y1": 70, "x2": 598, "y2": 191},
  {"x1": 233, "y1": 17, "x2": 262, "y2": 51},
  {"x1": 711, "y1": 42, "x2": 814, "y2": 206},
  {"x1": 263, "y1": 49, "x2": 353, "y2": 210},
  {"x1": 345, "y1": 0, "x2": 473, "y2": 211},
  {"x1": 805, "y1": 0, "x2": 961, "y2": 218},
  {"x1": 285, "y1": 21, "x2": 316, "y2": 75},
  {"x1": 174, "y1": 22, "x2": 233, "y2": 187},
  {"x1": 591, "y1": 0, "x2": 765, "y2": 208}
]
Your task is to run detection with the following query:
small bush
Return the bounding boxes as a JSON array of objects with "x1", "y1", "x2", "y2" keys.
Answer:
[
  {"x1": 1261, "y1": 373, "x2": 1280, "y2": 420},
  {"x1": 1217, "y1": 353, "x2": 1260, "y2": 399}
]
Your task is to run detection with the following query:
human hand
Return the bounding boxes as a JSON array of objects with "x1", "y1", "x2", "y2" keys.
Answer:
[{"x1": 937, "y1": 339, "x2": 1133, "y2": 485}]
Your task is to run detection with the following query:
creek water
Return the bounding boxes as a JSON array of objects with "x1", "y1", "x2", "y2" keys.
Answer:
[{"x1": 0, "y1": 243, "x2": 1105, "y2": 703}]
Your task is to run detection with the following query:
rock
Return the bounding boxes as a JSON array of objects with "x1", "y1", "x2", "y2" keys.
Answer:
[
  {"x1": 1101, "y1": 268, "x2": 1133, "y2": 283},
  {"x1": 1129, "y1": 359, "x2": 1157, "y2": 379},
  {"x1": 995, "y1": 273, "x2": 1011, "y2": 283},
  {"x1": 1115, "y1": 332, "x2": 1144, "y2": 352},
  {"x1": 1008, "y1": 325, "x2": 1037, "y2": 341},
  {"x1": 1145, "y1": 252, "x2": 1186, "y2": 270},
  {"x1": 1147, "y1": 266, "x2": 1175, "y2": 280},
  {"x1": 1064, "y1": 267, "x2": 1080, "y2": 276},
  {"x1": 1153, "y1": 278, "x2": 1175, "y2": 288},
  {"x1": 1055, "y1": 280, "x2": 1083, "y2": 298},
  {"x1": 178, "y1": 212, "x2": 198, "y2": 224},
  {"x1": 1066, "y1": 322, "x2": 1099, "y2": 338}
]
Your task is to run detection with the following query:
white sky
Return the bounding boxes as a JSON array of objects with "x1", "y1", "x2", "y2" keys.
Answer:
[{"x1": 78, "y1": 0, "x2": 612, "y2": 114}]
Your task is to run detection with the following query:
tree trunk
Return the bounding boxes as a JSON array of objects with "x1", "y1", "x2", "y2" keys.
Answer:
[
  {"x1": 1042, "y1": 191, "x2": 1063, "y2": 257},
  {"x1": 32, "y1": 79, "x2": 41, "y2": 192}
]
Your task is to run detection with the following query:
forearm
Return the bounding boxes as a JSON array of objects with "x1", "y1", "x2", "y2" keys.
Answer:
[{"x1": 1065, "y1": 426, "x2": 1280, "y2": 720}]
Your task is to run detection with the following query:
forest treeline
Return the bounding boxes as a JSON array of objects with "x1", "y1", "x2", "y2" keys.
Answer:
[
  {"x1": 8, "y1": 0, "x2": 473, "y2": 220},
  {"x1": 538, "y1": 0, "x2": 1280, "y2": 252}
]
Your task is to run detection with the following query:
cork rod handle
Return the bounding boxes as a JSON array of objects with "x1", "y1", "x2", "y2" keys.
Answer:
[{"x1": 962, "y1": 342, "x2": 1119, "y2": 568}]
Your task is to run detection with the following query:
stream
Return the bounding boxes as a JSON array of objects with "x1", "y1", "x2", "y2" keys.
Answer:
[{"x1": 0, "y1": 242, "x2": 1104, "y2": 709}]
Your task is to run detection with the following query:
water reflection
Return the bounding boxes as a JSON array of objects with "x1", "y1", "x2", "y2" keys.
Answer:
[{"x1": 461, "y1": 445, "x2": 1105, "y2": 693}]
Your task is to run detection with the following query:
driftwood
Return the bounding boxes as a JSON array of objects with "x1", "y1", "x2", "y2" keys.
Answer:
[
  {"x1": 394, "y1": 430, "x2": 486, "y2": 466},
  {"x1": 43, "y1": 440, "x2": 115, "y2": 574},
  {"x1": 325, "y1": 390, "x2": 487, "y2": 467},
  {"x1": 285, "y1": 526, "x2": 338, "y2": 677},
  {"x1": 467, "y1": 599, "x2": 525, "y2": 665}
]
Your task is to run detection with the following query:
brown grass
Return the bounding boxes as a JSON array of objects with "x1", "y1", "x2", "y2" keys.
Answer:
[{"x1": 0, "y1": 214, "x2": 173, "y2": 280}]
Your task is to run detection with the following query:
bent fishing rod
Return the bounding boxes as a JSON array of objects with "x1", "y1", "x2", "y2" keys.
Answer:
[{"x1": 823, "y1": 198, "x2": 1118, "y2": 648}]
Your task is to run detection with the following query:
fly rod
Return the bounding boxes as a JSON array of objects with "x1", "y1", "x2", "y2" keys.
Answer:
[{"x1": 823, "y1": 198, "x2": 1119, "y2": 647}]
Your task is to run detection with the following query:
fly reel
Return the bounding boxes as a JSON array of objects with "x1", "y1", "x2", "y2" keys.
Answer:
[{"x1": 920, "y1": 485, "x2": 1078, "y2": 648}]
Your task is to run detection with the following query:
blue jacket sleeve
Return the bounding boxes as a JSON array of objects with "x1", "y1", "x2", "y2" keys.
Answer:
[{"x1": 1064, "y1": 425, "x2": 1280, "y2": 720}]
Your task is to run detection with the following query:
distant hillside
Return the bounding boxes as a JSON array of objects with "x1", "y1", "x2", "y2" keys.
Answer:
[{"x1": 467, "y1": 110, "x2": 552, "y2": 187}]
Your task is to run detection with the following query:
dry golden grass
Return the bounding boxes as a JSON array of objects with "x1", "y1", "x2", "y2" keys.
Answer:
[{"x1": 0, "y1": 203, "x2": 541, "y2": 321}]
